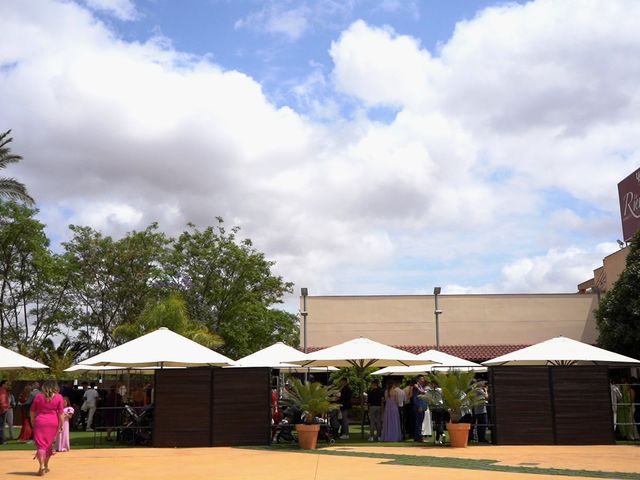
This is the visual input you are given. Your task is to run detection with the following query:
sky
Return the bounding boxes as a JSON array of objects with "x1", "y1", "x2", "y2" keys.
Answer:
[{"x1": 1, "y1": 0, "x2": 639, "y2": 312}]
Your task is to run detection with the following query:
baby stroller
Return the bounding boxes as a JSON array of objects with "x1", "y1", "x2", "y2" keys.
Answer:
[
  {"x1": 120, "y1": 404, "x2": 153, "y2": 446},
  {"x1": 274, "y1": 404, "x2": 300, "y2": 443}
]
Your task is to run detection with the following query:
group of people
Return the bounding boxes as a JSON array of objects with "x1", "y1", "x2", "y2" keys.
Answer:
[
  {"x1": 0, "y1": 379, "x2": 72, "y2": 476},
  {"x1": 365, "y1": 375, "x2": 490, "y2": 444}
]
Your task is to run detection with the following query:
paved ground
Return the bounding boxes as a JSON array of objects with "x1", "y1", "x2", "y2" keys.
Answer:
[{"x1": 1, "y1": 445, "x2": 639, "y2": 479}]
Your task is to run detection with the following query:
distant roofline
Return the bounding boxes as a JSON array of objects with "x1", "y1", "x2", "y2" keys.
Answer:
[{"x1": 301, "y1": 292, "x2": 597, "y2": 299}]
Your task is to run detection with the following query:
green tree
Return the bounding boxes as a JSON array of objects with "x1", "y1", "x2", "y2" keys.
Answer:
[
  {"x1": 63, "y1": 223, "x2": 168, "y2": 354},
  {"x1": 0, "y1": 201, "x2": 69, "y2": 350},
  {"x1": 162, "y1": 218, "x2": 297, "y2": 357},
  {"x1": 37, "y1": 336, "x2": 84, "y2": 378},
  {"x1": 0, "y1": 130, "x2": 34, "y2": 205},
  {"x1": 112, "y1": 292, "x2": 223, "y2": 349},
  {"x1": 595, "y1": 229, "x2": 640, "y2": 359}
]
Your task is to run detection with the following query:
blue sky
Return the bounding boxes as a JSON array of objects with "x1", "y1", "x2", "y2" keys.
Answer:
[{"x1": 1, "y1": 0, "x2": 639, "y2": 308}]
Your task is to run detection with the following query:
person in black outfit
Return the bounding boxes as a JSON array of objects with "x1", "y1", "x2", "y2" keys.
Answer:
[
  {"x1": 366, "y1": 380, "x2": 383, "y2": 441},
  {"x1": 338, "y1": 378, "x2": 352, "y2": 439}
]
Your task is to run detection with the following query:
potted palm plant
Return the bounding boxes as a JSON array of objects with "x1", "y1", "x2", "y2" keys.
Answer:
[
  {"x1": 425, "y1": 370, "x2": 485, "y2": 448},
  {"x1": 281, "y1": 379, "x2": 340, "y2": 449}
]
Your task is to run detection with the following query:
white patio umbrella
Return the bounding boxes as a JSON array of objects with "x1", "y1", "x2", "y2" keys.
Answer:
[
  {"x1": 77, "y1": 327, "x2": 235, "y2": 368},
  {"x1": 286, "y1": 337, "x2": 429, "y2": 369},
  {"x1": 64, "y1": 364, "x2": 160, "y2": 374},
  {"x1": 373, "y1": 349, "x2": 486, "y2": 376},
  {"x1": 483, "y1": 336, "x2": 640, "y2": 366},
  {"x1": 229, "y1": 342, "x2": 336, "y2": 372},
  {"x1": 0, "y1": 345, "x2": 48, "y2": 370}
]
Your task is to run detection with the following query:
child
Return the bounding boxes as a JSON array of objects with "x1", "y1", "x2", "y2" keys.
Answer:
[{"x1": 56, "y1": 397, "x2": 74, "y2": 452}]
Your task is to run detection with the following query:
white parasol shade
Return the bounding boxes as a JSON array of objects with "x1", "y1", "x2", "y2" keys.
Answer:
[
  {"x1": 286, "y1": 337, "x2": 430, "y2": 369},
  {"x1": 373, "y1": 349, "x2": 485, "y2": 376},
  {"x1": 483, "y1": 336, "x2": 640, "y2": 366},
  {"x1": 64, "y1": 364, "x2": 161, "y2": 374},
  {"x1": 230, "y1": 342, "x2": 336, "y2": 372},
  {"x1": 78, "y1": 327, "x2": 235, "y2": 368},
  {"x1": 0, "y1": 345, "x2": 48, "y2": 370}
]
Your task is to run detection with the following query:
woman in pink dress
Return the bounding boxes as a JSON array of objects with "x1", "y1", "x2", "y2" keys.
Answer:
[
  {"x1": 56, "y1": 397, "x2": 74, "y2": 452},
  {"x1": 30, "y1": 380, "x2": 64, "y2": 476}
]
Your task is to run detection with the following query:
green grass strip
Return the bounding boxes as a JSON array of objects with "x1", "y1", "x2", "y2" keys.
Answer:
[{"x1": 239, "y1": 445, "x2": 640, "y2": 479}]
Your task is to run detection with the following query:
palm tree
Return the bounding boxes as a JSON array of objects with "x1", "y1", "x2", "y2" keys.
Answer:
[{"x1": 0, "y1": 129, "x2": 34, "y2": 204}]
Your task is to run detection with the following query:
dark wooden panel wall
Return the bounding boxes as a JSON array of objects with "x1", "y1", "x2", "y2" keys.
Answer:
[
  {"x1": 211, "y1": 368, "x2": 271, "y2": 446},
  {"x1": 153, "y1": 367, "x2": 271, "y2": 448},
  {"x1": 490, "y1": 366, "x2": 615, "y2": 445},
  {"x1": 491, "y1": 367, "x2": 554, "y2": 444},
  {"x1": 551, "y1": 367, "x2": 614, "y2": 444},
  {"x1": 154, "y1": 368, "x2": 212, "y2": 447}
]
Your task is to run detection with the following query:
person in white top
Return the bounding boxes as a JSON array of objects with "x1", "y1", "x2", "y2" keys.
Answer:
[
  {"x1": 82, "y1": 383, "x2": 100, "y2": 431},
  {"x1": 393, "y1": 384, "x2": 406, "y2": 437}
]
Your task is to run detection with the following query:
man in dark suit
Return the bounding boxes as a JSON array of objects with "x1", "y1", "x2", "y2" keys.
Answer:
[{"x1": 338, "y1": 378, "x2": 352, "y2": 439}]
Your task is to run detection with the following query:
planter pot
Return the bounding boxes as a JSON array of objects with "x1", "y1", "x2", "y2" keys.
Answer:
[
  {"x1": 296, "y1": 423, "x2": 320, "y2": 449},
  {"x1": 447, "y1": 422, "x2": 470, "y2": 448}
]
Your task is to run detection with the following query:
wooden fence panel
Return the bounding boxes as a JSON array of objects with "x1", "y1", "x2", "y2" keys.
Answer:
[
  {"x1": 153, "y1": 368, "x2": 212, "y2": 447},
  {"x1": 211, "y1": 368, "x2": 271, "y2": 446},
  {"x1": 490, "y1": 367, "x2": 555, "y2": 444},
  {"x1": 551, "y1": 367, "x2": 614, "y2": 445}
]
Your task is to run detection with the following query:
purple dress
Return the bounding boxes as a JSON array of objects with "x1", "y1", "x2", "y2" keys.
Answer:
[{"x1": 381, "y1": 392, "x2": 402, "y2": 442}]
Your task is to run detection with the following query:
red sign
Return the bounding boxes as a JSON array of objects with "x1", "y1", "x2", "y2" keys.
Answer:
[{"x1": 618, "y1": 167, "x2": 640, "y2": 241}]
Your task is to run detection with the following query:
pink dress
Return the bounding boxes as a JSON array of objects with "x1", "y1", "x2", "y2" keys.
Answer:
[
  {"x1": 32, "y1": 393, "x2": 63, "y2": 462},
  {"x1": 56, "y1": 407, "x2": 74, "y2": 452}
]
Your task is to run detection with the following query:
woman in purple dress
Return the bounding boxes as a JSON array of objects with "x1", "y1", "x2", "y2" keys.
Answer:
[
  {"x1": 31, "y1": 380, "x2": 64, "y2": 476},
  {"x1": 381, "y1": 381, "x2": 402, "y2": 442}
]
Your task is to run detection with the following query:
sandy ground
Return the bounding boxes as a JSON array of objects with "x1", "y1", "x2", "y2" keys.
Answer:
[
  {"x1": 1, "y1": 445, "x2": 639, "y2": 479},
  {"x1": 337, "y1": 444, "x2": 640, "y2": 474}
]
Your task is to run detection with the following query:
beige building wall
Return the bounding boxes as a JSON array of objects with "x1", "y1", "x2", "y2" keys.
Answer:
[{"x1": 300, "y1": 294, "x2": 599, "y2": 348}]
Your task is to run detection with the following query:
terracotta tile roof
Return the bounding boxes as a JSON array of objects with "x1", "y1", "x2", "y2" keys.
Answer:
[{"x1": 306, "y1": 344, "x2": 529, "y2": 362}]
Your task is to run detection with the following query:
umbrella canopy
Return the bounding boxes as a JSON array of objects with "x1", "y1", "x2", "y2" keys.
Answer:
[
  {"x1": 373, "y1": 349, "x2": 486, "y2": 376},
  {"x1": 0, "y1": 345, "x2": 48, "y2": 370},
  {"x1": 483, "y1": 336, "x2": 640, "y2": 366},
  {"x1": 230, "y1": 342, "x2": 336, "y2": 372},
  {"x1": 78, "y1": 327, "x2": 235, "y2": 368},
  {"x1": 286, "y1": 337, "x2": 429, "y2": 369},
  {"x1": 64, "y1": 365, "x2": 159, "y2": 374}
]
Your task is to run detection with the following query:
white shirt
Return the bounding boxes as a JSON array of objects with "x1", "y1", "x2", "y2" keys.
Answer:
[{"x1": 394, "y1": 387, "x2": 406, "y2": 407}]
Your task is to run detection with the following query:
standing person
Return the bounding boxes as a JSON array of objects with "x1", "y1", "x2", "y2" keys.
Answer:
[
  {"x1": 0, "y1": 380, "x2": 9, "y2": 445},
  {"x1": 430, "y1": 381, "x2": 447, "y2": 444},
  {"x1": 366, "y1": 380, "x2": 383, "y2": 441},
  {"x1": 337, "y1": 378, "x2": 352, "y2": 439},
  {"x1": 83, "y1": 382, "x2": 100, "y2": 432},
  {"x1": 403, "y1": 379, "x2": 415, "y2": 439},
  {"x1": 393, "y1": 382, "x2": 406, "y2": 438},
  {"x1": 17, "y1": 384, "x2": 33, "y2": 442},
  {"x1": 473, "y1": 383, "x2": 490, "y2": 443},
  {"x1": 5, "y1": 386, "x2": 16, "y2": 440},
  {"x1": 56, "y1": 397, "x2": 74, "y2": 452},
  {"x1": 104, "y1": 385, "x2": 123, "y2": 442},
  {"x1": 381, "y1": 381, "x2": 402, "y2": 441},
  {"x1": 30, "y1": 380, "x2": 64, "y2": 476},
  {"x1": 25, "y1": 381, "x2": 41, "y2": 440},
  {"x1": 412, "y1": 375, "x2": 427, "y2": 442}
]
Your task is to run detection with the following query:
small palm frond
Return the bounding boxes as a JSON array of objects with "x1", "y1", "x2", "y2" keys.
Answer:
[
  {"x1": 281, "y1": 379, "x2": 340, "y2": 423},
  {"x1": 0, "y1": 130, "x2": 23, "y2": 168},
  {"x1": 0, "y1": 178, "x2": 34, "y2": 204}
]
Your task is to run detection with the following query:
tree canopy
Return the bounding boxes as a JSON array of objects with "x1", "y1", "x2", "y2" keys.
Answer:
[
  {"x1": 0, "y1": 201, "x2": 299, "y2": 362},
  {"x1": 595, "y1": 229, "x2": 640, "y2": 359}
]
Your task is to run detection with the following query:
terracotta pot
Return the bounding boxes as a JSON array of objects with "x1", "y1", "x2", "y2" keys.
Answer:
[
  {"x1": 296, "y1": 423, "x2": 321, "y2": 449},
  {"x1": 447, "y1": 422, "x2": 470, "y2": 448}
]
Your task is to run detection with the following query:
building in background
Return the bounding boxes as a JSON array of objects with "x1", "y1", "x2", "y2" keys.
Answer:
[{"x1": 299, "y1": 293, "x2": 598, "y2": 362}]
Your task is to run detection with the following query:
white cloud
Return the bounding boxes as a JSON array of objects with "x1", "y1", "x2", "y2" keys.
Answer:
[
  {"x1": 235, "y1": 5, "x2": 310, "y2": 41},
  {"x1": 1, "y1": 0, "x2": 639, "y2": 309},
  {"x1": 84, "y1": 0, "x2": 138, "y2": 21}
]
